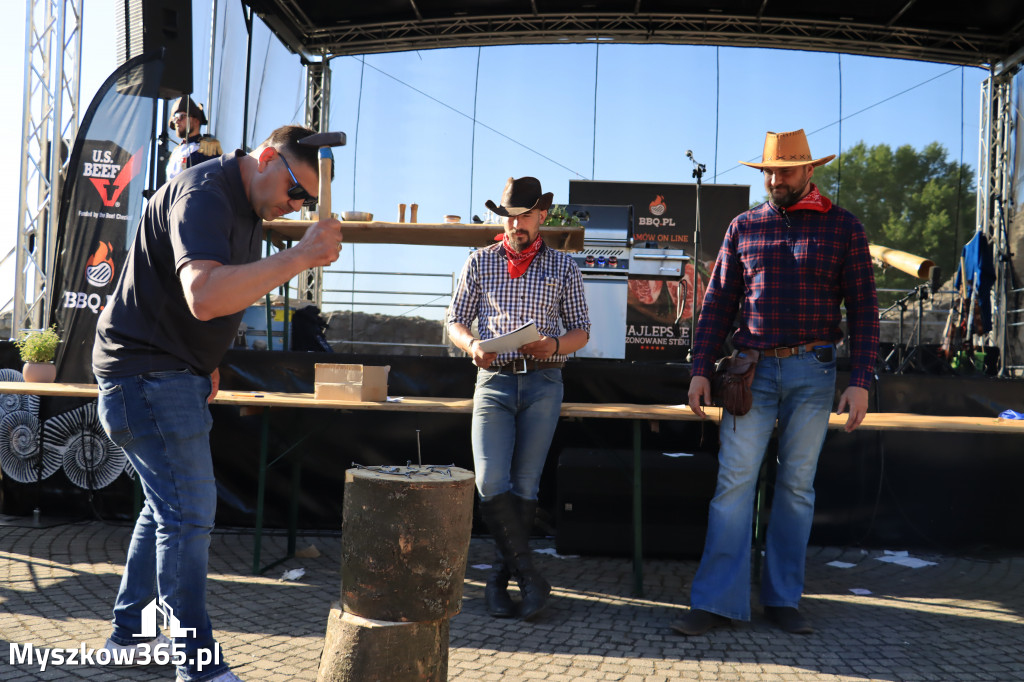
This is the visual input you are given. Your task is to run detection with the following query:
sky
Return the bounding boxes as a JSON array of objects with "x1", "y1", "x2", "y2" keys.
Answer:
[{"x1": 0, "y1": 1, "x2": 990, "y2": 326}]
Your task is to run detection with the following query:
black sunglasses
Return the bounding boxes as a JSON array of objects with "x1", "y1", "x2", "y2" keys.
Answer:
[{"x1": 278, "y1": 154, "x2": 317, "y2": 208}]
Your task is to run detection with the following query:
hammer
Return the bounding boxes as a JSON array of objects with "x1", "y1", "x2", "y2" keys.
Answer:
[{"x1": 297, "y1": 131, "x2": 346, "y2": 221}]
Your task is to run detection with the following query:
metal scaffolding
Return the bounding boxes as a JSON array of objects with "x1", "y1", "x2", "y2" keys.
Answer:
[
  {"x1": 262, "y1": 9, "x2": 1020, "y2": 69},
  {"x1": 13, "y1": 0, "x2": 82, "y2": 335},
  {"x1": 978, "y1": 58, "x2": 1022, "y2": 375},
  {"x1": 294, "y1": 57, "x2": 331, "y2": 308}
]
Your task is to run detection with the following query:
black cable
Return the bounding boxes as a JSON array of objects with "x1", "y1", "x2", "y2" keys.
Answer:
[
  {"x1": 714, "y1": 46, "x2": 719, "y2": 183},
  {"x1": 351, "y1": 57, "x2": 588, "y2": 178},
  {"x1": 836, "y1": 53, "x2": 842, "y2": 206},
  {"x1": 469, "y1": 47, "x2": 481, "y2": 217},
  {"x1": 952, "y1": 66, "x2": 965, "y2": 269},
  {"x1": 350, "y1": 56, "x2": 366, "y2": 333},
  {"x1": 718, "y1": 65, "x2": 961, "y2": 179},
  {"x1": 592, "y1": 43, "x2": 599, "y2": 180}
]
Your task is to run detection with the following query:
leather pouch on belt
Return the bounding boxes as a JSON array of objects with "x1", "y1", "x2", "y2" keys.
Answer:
[{"x1": 711, "y1": 349, "x2": 760, "y2": 417}]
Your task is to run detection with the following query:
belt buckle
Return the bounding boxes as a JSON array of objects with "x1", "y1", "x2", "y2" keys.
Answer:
[{"x1": 512, "y1": 357, "x2": 528, "y2": 374}]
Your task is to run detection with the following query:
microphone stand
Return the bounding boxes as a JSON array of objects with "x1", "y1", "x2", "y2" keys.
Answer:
[{"x1": 685, "y1": 154, "x2": 706, "y2": 363}]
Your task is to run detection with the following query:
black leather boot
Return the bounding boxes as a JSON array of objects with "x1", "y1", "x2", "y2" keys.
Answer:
[
  {"x1": 480, "y1": 492, "x2": 550, "y2": 621},
  {"x1": 517, "y1": 496, "x2": 538, "y2": 538},
  {"x1": 483, "y1": 548, "x2": 516, "y2": 618}
]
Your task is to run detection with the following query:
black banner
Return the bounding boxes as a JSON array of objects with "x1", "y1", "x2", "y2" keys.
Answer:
[
  {"x1": 569, "y1": 180, "x2": 750, "y2": 260},
  {"x1": 569, "y1": 181, "x2": 750, "y2": 360},
  {"x1": 49, "y1": 52, "x2": 164, "y2": 383}
]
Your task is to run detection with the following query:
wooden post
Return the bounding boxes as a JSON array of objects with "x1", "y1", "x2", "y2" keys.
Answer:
[{"x1": 318, "y1": 465, "x2": 474, "y2": 682}]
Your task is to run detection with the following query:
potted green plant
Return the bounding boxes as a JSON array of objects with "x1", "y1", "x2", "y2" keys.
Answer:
[
  {"x1": 542, "y1": 204, "x2": 583, "y2": 227},
  {"x1": 14, "y1": 325, "x2": 61, "y2": 383}
]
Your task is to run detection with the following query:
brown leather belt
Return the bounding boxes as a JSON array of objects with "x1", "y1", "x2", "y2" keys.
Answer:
[
  {"x1": 490, "y1": 358, "x2": 565, "y2": 374},
  {"x1": 761, "y1": 341, "x2": 830, "y2": 358}
]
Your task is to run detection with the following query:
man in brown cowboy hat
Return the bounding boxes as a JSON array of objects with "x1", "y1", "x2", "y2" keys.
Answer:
[
  {"x1": 674, "y1": 129, "x2": 879, "y2": 636},
  {"x1": 447, "y1": 176, "x2": 590, "y2": 621},
  {"x1": 166, "y1": 95, "x2": 222, "y2": 182}
]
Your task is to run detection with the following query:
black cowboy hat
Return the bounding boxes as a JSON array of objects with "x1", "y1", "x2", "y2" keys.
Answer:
[
  {"x1": 485, "y1": 177, "x2": 554, "y2": 217},
  {"x1": 168, "y1": 95, "x2": 208, "y2": 129}
]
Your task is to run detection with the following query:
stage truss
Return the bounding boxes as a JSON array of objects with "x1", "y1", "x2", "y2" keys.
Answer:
[
  {"x1": 11, "y1": 1, "x2": 1023, "y2": 371},
  {"x1": 13, "y1": 0, "x2": 82, "y2": 335}
]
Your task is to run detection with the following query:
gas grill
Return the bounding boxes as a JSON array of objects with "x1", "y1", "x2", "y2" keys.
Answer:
[{"x1": 566, "y1": 204, "x2": 690, "y2": 360}]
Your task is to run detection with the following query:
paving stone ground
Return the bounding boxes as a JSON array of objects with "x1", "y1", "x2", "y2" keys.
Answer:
[{"x1": 1, "y1": 520, "x2": 1022, "y2": 681}]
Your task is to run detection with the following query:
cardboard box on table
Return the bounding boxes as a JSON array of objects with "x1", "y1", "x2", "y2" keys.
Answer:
[{"x1": 314, "y1": 364, "x2": 390, "y2": 402}]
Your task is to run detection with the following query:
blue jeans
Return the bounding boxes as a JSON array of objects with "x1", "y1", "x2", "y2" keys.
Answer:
[
  {"x1": 97, "y1": 370, "x2": 229, "y2": 682},
  {"x1": 471, "y1": 368, "x2": 564, "y2": 501},
  {"x1": 690, "y1": 349, "x2": 836, "y2": 620}
]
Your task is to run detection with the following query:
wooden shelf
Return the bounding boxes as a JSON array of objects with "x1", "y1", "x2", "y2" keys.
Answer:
[{"x1": 263, "y1": 219, "x2": 585, "y2": 252}]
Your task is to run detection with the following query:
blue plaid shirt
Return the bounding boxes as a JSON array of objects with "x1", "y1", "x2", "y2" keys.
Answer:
[
  {"x1": 448, "y1": 241, "x2": 591, "y2": 366},
  {"x1": 692, "y1": 197, "x2": 880, "y2": 389}
]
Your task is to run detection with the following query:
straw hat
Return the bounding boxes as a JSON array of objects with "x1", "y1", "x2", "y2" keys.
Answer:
[{"x1": 738, "y1": 129, "x2": 835, "y2": 169}]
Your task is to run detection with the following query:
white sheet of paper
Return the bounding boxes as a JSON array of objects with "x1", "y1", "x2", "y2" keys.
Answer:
[
  {"x1": 827, "y1": 561, "x2": 856, "y2": 569},
  {"x1": 876, "y1": 555, "x2": 937, "y2": 568},
  {"x1": 279, "y1": 568, "x2": 305, "y2": 581},
  {"x1": 850, "y1": 588, "x2": 872, "y2": 595},
  {"x1": 533, "y1": 547, "x2": 578, "y2": 559},
  {"x1": 477, "y1": 321, "x2": 541, "y2": 354}
]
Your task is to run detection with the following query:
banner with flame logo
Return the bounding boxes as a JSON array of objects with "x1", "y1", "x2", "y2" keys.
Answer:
[
  {"x1": 569, "y1": 180, "x2": 750, "y2": 360},
  {"x1": 47, "y1": 53, "x2": 164, "y2": 384},
  {"x1": 85, "y1": 242, "x2": 117, "y2": 288},
  {"x1": 649, "y1": 195, "x2": 667, "y2": 216}
]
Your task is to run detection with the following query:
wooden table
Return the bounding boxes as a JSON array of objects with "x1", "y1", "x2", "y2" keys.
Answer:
[{"x1": 3, "y1": 382, "x2": 1023, "y2": 592}]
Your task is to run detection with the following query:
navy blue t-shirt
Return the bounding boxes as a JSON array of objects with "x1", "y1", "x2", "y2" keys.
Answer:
[{"x1": 93, "y1": 150, "x2": 262, "y2": 377}]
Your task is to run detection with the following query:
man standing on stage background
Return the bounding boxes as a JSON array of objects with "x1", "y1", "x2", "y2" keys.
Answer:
[
  {"x1": 166, "y1": 95, "x2": 222, "y2": 182},
  {"x1": 676, "y1": 129, "x2": 879, "y2": 636},
  {"x1": 448, "y1": 176, "x2": 590, "y2": 621}
]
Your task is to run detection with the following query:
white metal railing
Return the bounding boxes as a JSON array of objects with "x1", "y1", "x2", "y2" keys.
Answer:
[{"x1": 316, "y1": 268, "x2": 455, "y2": 350}]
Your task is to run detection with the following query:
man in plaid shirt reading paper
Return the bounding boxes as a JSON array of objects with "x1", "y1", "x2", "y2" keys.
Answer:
[
  {"x1": 675, "y1": 130, "x2": 879, "y2": 637},
  {"x1": 448, "y1": 176, "x2": 590, "y2": 621}
]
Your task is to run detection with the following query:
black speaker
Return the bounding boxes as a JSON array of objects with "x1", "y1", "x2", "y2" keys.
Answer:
[
  {"x1": 555, "y1": 447, "x2": 718, "y2": 558},
  {"x1": 116, "y1": 0, "x2": 193, "y2": 99}
]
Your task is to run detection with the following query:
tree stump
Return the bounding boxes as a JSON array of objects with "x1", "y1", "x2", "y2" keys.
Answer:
[
  {"x1": 340, "y1": 465, "x2": 475, "y2": 622},
  {"x1": 316, "y1": 604, "x2": 448, "y2": 682}
]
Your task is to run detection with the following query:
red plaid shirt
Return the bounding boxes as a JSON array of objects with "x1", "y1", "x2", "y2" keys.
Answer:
[{"x1": 691, "y1": 187, "x2": 880, "y2": 389}]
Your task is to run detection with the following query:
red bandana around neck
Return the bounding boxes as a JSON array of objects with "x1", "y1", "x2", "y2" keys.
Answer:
[
  {"x1": 786, "y1": 183, "x2": 832, "y2": 213},
  {"x1": 503, "y1": 234, "x2": 544, "y2": 278}
]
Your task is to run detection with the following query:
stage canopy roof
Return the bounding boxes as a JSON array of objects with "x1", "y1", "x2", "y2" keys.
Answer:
[{"x1": 245, "y1": 0, "x2": 1024, "y2": 70}]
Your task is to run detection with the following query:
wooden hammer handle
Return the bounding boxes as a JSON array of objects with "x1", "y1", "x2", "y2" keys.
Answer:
[{"x1": 317, "y1": 149, "x2": 332, "y2": 221}]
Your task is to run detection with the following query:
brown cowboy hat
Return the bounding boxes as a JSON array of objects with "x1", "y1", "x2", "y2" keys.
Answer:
[
  {"x1": 168, "y1": 95, "x2": 208, "y2": 129},
  {"x1": 738, "y1": 129, "x2": 835, "y2": 169},
  {"x1": 485, "y1": 177, "x2": 554, "y2": 217}
]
